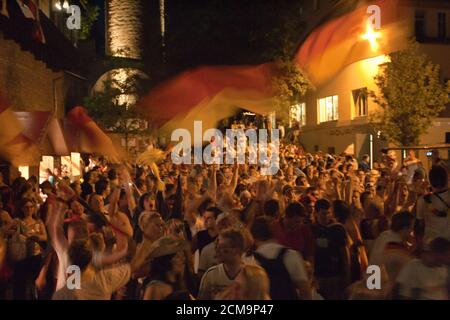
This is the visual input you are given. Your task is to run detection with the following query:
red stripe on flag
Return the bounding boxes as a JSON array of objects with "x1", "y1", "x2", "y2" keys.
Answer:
[
  {"x1": 137, "y1": 63, "x2": 275, "y2": 127},
  {"x1": 67, "y1": 106, "x2": 93, "y2": 127}
]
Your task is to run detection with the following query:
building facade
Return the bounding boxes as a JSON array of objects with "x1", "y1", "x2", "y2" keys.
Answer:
[
  {"x1": 293, "y1": 0, "x2": 450, "y2": 168},
  {"x1": 0, "y1": 0, "x2": 85, "y2": 182}
]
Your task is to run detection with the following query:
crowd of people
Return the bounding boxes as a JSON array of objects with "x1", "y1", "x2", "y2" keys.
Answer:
[{"x1": 0, "y1": 141, "x2": 449, "y2": 300}]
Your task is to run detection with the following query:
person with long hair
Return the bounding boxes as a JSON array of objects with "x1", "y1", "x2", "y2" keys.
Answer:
[
  {"x1": 142, "y1": 236, "x2": 190, "y2": 300},
  {"x1": 13, "y1": 198, "x2": 47, "y2": 299},
  {"x1": 166, "y1": 219, "x2": 198, "y2": 296}
]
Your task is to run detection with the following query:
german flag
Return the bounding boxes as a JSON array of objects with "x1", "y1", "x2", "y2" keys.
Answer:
[
  {"x1": 67, "y1": 106, "x2": 121, "y2": 162},
  {"x1": 0, "y1": 92, "x2": 40, "y2": 166},
  {"x1": 295, "y1": 0, "x2": 409, "y2": 87},
  {"x1": 138, "y1": 63, "x2": 277, "y2": 142}
]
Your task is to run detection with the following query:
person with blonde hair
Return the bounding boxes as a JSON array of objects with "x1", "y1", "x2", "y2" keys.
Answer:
[
  {"x1": 131, "y1": 212, "x2": 165, "y2": 277},
  {"x1": 219, "y1": 264, "x2": 270, "y2": 300}
]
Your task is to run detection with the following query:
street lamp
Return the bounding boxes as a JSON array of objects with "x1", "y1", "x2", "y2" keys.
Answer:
[
  {"x1": 63, "y1": 0, "x2": 70, "y2": 10},
  {"x1": 360, "y1": 21, "x2": 382, "y2": 52},
  {"x1": 54, "y1": 0, "x2": 62, "y2": 11}
]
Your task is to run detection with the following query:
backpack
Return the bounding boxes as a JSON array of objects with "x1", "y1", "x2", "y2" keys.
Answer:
[{"x1": 254, "y1": 247, "x2": 298, "y2": 300}]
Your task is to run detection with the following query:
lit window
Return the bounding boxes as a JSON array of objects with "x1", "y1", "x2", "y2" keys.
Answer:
[
  {"x1": 290, "y1": 103, "x2": 306, "y2": 127},
  {"x1": 352, "y1": 88, "x2": 368, "y2": 117},
  {"x1": 318, "y1": 95, "x2": 338, "y2": 123}
]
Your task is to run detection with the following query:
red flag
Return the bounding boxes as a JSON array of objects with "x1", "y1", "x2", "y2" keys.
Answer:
[
  {"x1": 67, "y1": 106, "x2": 121, "y2": 162},
  {"x1": 0, "y1": 92, "x2": 40, "y2": 166}
]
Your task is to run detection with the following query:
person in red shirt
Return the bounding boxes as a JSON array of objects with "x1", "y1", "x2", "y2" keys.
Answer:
[{"x1": 273, "y1": 202, "x2": 315, "y2": 263}]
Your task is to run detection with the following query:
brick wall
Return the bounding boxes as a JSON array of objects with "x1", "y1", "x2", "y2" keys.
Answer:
[{"x1": 0, "y1": 31, "x2": 71, "y2": 118}]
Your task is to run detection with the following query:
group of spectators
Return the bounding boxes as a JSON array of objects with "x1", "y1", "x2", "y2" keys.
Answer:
[{"x1": 0, "y1": 142, "x2": 449, "y2": 300}]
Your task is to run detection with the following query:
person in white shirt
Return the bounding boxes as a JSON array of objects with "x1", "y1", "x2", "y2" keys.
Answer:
[
  {"x1": 416, "y1": 165, "x2": 450, "y2": 246},
  {"x1": 52, "y1": 240, "x2": 131, "y2": 300},
  {"x1": 395, "y1": 237, "x2": 450, "y2": 300},
  {"x1": 198, "y1": 229, "x2": 245, "y2": 300},
  {"x1": 369, "y1": 211, "x2": 414, "y2": 285}
]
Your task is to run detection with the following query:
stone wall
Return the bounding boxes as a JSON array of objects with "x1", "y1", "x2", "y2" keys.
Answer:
[{"x1": 107, "y1": 0, "x2": 143, "y2": 59}]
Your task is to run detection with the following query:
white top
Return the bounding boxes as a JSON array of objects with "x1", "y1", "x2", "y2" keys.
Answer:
[
  {"x1": 198, "y1": 241, "x2": 216, "y2": 273},
  {"x1": 198, "y1": 263, "x2": 241, "y2": 300},
  {"x1": 416, "y1": 190, "x2": 450, "y2": 244},
  {"x1": 396, "y1": 258, "x2": 449, "y2": 300},
  {"x1": 53, "y1": 264, "x2": 131, "y2": 300},
  {"x1": 254, "y1": 242, "x2": 308, "y2": 285},
  {"x1": 369, "y1": 230, "x2": 403, "y2": 266}
]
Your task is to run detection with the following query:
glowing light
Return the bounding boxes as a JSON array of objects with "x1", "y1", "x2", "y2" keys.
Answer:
[
  {"x1": 356, "y1": 55, "x2": 390, "y2": 79},
  {"x1": 54, "y1": 0, "x2": 62, "y2": 10},
  {"x1": 160, "y1": 0, "x2": 166, "y2": 45},
  {"x1": 360, "y1": 21, "x2": 382, "y2": 52},
  {"x1": 108, "y1": 0, "x2": 143, "y2": 59},
  {"x1": 63, "y1": 0, "x2": 69, "y2": 10}
]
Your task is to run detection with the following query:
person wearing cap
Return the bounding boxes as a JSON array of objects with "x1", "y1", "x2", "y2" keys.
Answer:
[
  {"x1": 394, "y1": 237, "x2": 450, "y2": 300},
  {"x1": 141, "y1": 236, "x2": 190, "y2": 300}
]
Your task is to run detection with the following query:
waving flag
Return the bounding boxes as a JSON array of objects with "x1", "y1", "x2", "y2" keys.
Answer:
[
  {"x1": 67, "y1": 106, "x2": 121, "y2": 162},
  {"x1": 0, "y1": 92, "x2": 40, "y2": 166},
  {"x1": 295, "y1": 0, "x2": 408, "y2": 86},
  {"x1": 138, "y1": 63, "x2": 276, "y2": 129},
  {"x1": 16, "y1": 0, "x2": 46, "y2": 43}
]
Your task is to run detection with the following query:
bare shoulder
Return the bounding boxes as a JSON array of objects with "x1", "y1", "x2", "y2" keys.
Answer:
[{"x1": 144, "y1": 282, "x2": 173, "y2": 300}]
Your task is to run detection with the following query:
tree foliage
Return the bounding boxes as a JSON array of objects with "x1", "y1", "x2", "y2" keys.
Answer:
[
  {"x1": 369, "y1": 42, "x2": 450, "y2": 146},
  {"x1": 83, "y1": 52, "x2": 151, "y2": 138},
  {"x1": 79, "y1": 0, "x2": 100, "y2": 40},
  {"x1": 271, "y1": 59, "x2": 311, "y2": 122}
]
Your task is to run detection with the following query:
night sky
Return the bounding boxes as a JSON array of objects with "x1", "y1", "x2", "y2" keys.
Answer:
[{"x1": 90, "y1": 0, "x2": 306, "y2": 82}]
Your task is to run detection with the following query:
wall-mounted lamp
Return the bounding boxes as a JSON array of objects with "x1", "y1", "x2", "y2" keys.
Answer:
[{"x1": 54, "y1": 0, "x2": 62, "y2": 11}]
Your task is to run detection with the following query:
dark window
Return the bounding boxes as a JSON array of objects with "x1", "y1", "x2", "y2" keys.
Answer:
[
  {"x1": 352, "y1": 88, "x2": 368, "y2": 117},
  {"x1": 415, "y1": 11, "x2": 425, "y2": 41},
  {"x1": 314, "y1": 0, "x2": 320, "y2": 11},
  {"x1": 438, "y1": 12, "x2": 446, "y2": 40}
]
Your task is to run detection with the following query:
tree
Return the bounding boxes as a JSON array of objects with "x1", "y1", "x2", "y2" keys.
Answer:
[
  {"x1": 271, "y1": 59, "x2": 311, "y2": 123},
  {"x1": 83, "y1": 55, "x2": 151, "y2": 155},
  {"x1": 369, "y1": 42, "x2": 450, "y2": 147}
]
